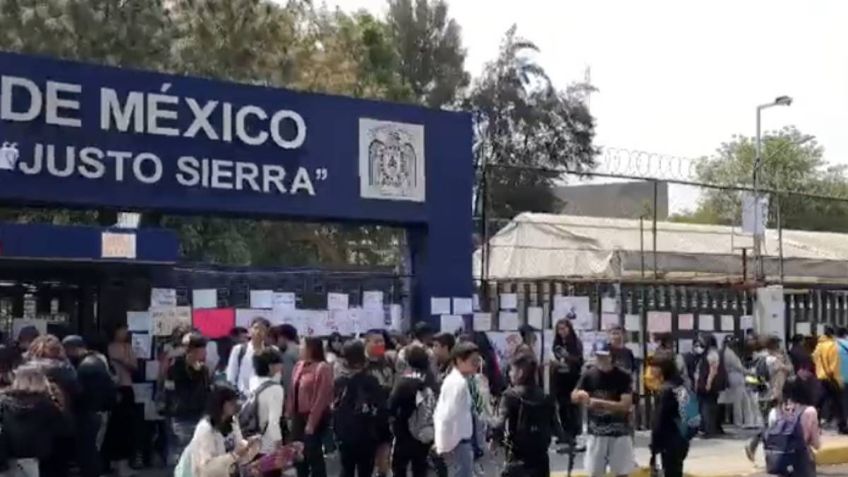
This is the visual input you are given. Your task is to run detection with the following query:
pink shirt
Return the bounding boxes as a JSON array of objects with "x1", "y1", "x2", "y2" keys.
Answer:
[{"x1": 285, "y1": 361, "x2": 333, "y2": 432}]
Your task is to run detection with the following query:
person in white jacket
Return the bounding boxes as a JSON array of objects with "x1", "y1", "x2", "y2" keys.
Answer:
[
  {"x1": 226, "y1": 317, "x2": 272, "y2": 395},
  {"x1": 434, "y1": 342, "x2": 481, "y2": 477},
  {"x1": 248, "y1": 348, "x2": 286, "y2": 457},
  {"x1": 177, "y1": 385, "x2": 260, "y2": 477}
]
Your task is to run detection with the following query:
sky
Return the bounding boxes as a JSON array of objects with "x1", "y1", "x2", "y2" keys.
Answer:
[{"x1": 322, "y1": 0, "x2": 848, "y2": 212}]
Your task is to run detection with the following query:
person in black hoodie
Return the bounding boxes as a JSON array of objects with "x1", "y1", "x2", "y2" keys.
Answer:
[
  {"x1": 491, "y1": 353, "x2": 555, "y2": 477},
  {"x1": 388, "y1": 345, "x2": 436, "y2": 477},
  {"x1": 648, "y1": 352, "x2": 689, "y2": 477},
  {"x1": 63, "y1": 335, "x2": 117, "y2": 477},
  {"x1": 0, "y1": 363, "x2": 68, "y2": 476},
  {"x1": 333, "y1": 340, "x2": 388, "y2": 477},
  {"x1": 165, "y1": 333, "x2": 211, "y2": 465}
]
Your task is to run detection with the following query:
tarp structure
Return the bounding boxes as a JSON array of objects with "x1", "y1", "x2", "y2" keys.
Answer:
[{"x1": 473, "y1": 213, "x2": 848, "y2": 283}]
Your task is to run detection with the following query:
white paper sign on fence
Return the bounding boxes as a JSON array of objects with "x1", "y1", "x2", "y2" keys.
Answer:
[
  {"x1": 698, "y1": 315, "x2": 715, "y2": 331},
  {"x1": 601, "y1": 313, "x2": 619, "y2": 330},
  {"x1": 721, "y1": 315, "x2": 735, "y2": 331},
  {"x1": 273, "y1": 292, "x2": 296, "y2": 311},
  {"x1": 499, "y1": 312, "x2": 520, "y2": 331},
  {"x1": 440, "y1": 315, "x2": 465, "y2": 333},
  {"x1": 389, "y1": 304, "x2": 403, "y2": 332},
  {"x1": 145, "y1": 361, "x2": 160, "y2": 381},
  {"x1": 236, "y1": 309, "x2": 274, "y2": 329},
  {"x1": 624, "y1": 314, "x2": 641, "y2": 332},
  {"x1": 741, "y1": 315, "x2": 754, "y2": 330},
  {"x1": 473, "y1": 313, "x2": 492, "y2": 331},
  {"x1": 250, "y1": 290, "x2": 274, "y2": 309},
  {"x1": 553, "y1": 296, "x2": 592, "y2": 330},
  {"x1": 795, "y1": 321, "x2": 811, "y2": 335},
  {"x1": 327, "y1": 293, "x2": 349, "y2": 311},
  {"x1": 500, "y1": 293, "x2": 518, "y2": 310},
  {"x1": 527, "y1": 307, "x2": 544, "y2": 329},
  {"x1": 192, "y1": 289, "x2": 217, "y2": 309},
  {"x1": 363, "y1": 291, "x2": 384, "y2": 311},
  {"x1": 131, "y1": 333, "x2": 152, "y2": 360},
  {"x1": 152, "y1": 307, "x2": 191, "y2": 336},
  {"x1": 601, "y1": 298, "x2": 618, "y2": 313},
  {"x1": 647, "y1": 312, "x2": 672, "y2": 333},
  {"x1": 453, "y1": 298, "x2": 473, "y2": 315},
  {"x1": 127, "y1": 311, "x2": 151, "y2": 333},
  {"x1": 678, "y1": 314, "x2": 695, "y2": 331},
  {"x1": 150, "y1": 288, "x2": 176, "y2": 309},
  {"x1": 430, "y1": 297, "x2": 451, "y2": 315}
]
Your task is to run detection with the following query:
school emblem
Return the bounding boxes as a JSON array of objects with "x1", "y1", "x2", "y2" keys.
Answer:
[{"x1": 359, "y1": 119, "x2": 425, "y2": 202}]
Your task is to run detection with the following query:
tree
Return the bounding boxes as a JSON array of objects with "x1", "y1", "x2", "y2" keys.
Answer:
[
  {"x1": 469, "y1": 26, "x2": 597, "y2": 219},
  {"x1": 386, "y1": 0, "x2": 469, "y2": 108},
  {"x1": 672, "y1": 126, "x2": 848, "y2": 232}
]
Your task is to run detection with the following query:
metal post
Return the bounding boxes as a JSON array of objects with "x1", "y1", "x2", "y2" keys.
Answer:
[
  {"x1": 777, "y1": 193, "x2": 784, "y2": 283},
  {"x1": 640, "y1": 216, "x2": 646, "y2": 278},
  {"x1": 753, "y1": 107, "x2": 764, "y2": 282},
  {"x1": 652, "y1": 180, "x2": 659, "y2": 279}
]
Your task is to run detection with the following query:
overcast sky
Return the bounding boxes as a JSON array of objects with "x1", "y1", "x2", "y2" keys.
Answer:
[{"x1": 323, "y1": 0, "x2": 848, "y2": 211}]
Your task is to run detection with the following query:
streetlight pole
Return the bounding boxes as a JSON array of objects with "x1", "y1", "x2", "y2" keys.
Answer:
[{"x1": 753, "y1": 95, "x2": 792, "y2": 282}]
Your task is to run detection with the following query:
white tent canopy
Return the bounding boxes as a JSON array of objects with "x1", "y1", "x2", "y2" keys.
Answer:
[{"x1": 473, "y1": 213, "x2": 848, "y2": 283}]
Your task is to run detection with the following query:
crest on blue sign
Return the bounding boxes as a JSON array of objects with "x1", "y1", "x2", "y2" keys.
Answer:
[{"x1": 359, "y1": 118, "x2": 425, "y2": 202}]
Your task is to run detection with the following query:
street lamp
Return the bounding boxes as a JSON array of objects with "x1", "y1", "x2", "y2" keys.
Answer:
[{"x1": 753, "y1": 95, "x2": 793, "y2": 282}]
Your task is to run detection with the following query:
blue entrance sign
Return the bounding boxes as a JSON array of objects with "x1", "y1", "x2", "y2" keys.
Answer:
[{"x1": 0, "y1": 52, "x2": 473, "y2": 321}]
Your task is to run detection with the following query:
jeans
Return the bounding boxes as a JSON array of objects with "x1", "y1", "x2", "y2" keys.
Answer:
[
  {"x1": 392, "y1": 438, "x2": 430, "y2": 477},
  {"x1": 819, "y1": 379, "x2": 847, "y2": 431},
  {"x1": 555, "y1": 372, "x2": 582, "y2": 441},
  {"x1": 339, "y1": 443, "x2": 376, "y2": 477},
  {"x1": 168, "y1": 418, "x2": 198, "y2": 465},
  {"x1": 291, "y1": 414, "x2": 327, "y2": 477},
  {"x1": 443, "y1": 441, "x2": 473, "y2": 477}
]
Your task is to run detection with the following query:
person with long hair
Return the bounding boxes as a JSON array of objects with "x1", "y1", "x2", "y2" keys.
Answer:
[
  {"x1": 491, "y1": 354, "x2": 554, "y2": 477},
  {"x1": 389, "y1": 345, "x2": 437, "y2": 477},
  {"x1": 105, "y1": 324, "x2": 139, "y2": 476},
  {"x1": 176, "y1": 384, "x2": 260, "y2": 477},
  {"x1": 0, "y1": 363, "x2": 68, "y2": 477},
  {"x1": 26, "y1": 334, "x2": 80, "y2": 477},
  {"x1": 694, "y1": 333, "x2": 724, "y2": 437},
  {"x1": 763, "y1": 377, "x2": 820, "y2": 476},
  {"x1": 286, "y1": 337, "x2": 333, "y2": 477},
  {"x1": 551, "y1": 318, "x2": 584, "y2": 445}
]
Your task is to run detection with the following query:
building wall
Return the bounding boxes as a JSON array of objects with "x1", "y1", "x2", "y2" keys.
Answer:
[{"x1": 554, "y1": 181, "x2": 669, "y2": 220}]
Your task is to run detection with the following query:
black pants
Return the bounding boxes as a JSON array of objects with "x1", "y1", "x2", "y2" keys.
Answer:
[
  {"x1": 104, "y1": 386, "x2": 136, "y2": 462},
  {"x1": 554, "y1": 372, "x2": 581, "y2": 441},
  {"x1": 339, "y1": 443, "x2": 377, "y2": 477},
  {"x1": 75, "y1": 412, "x2": 102, "y2": 477},
  {"x1": 292, "y1": 413, "x2": 327, "y2": 477},
  {"x1": 819, "y1": 379, "x2": 846, "y2": 431},
  {"x1": 698, "y1": 392, "x2": 720, "y2": 436},
  {"x1": 659, "y1": 444, "x2": 689, "y2": 477},
  {"x1": 392, "y1": 438, "x2": 430, "y2": 477}
]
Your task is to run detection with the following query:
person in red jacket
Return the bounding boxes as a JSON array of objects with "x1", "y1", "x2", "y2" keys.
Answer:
[{"x1": 286, "y1": 337, "x2": 333, "y2": 477}]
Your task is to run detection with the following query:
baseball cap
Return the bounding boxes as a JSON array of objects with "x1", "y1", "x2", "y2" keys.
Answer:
[
  {"x1": 62, "y1": 335, "x2": 86, "y2": 350},
  {"x1": 592, "y1": 340, "x2": 612, "y2": 357}
]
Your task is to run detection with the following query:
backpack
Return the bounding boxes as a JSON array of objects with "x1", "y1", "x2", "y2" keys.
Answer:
[
  {"x1": 408, "y1": 385, "x2": 436, "y2": 443},
  {"x1": 764, "y1": 407, "x2": 808, "y2": 476},
  {"x1": 237, "y1": 380, "x2": 279, "y2": 437},
  {"x1": 333, "y1": 374, "x2": 381, "y2": 445},
  {"x1": 506, "y1": 395, "x2": 553, "y2": 456},
  {"x1": 673, "y1": 385, "x2": 701, "y2": 441}
]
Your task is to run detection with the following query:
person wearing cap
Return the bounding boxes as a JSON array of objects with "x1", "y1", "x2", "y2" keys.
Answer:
[
  {"x1": 572, "y1": 340, "x2": 635, "y2": 477},
  {"x1": 63, "y1": 335, "x2": 117, "y2": 477},
  {"x1": 14, "y1": 324, "x2": 40, "y2": 367}
]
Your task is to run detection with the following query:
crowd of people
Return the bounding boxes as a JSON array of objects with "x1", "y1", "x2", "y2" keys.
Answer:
[{"x1": 0, "y1": 315, "x2": 839, "y2": 477}]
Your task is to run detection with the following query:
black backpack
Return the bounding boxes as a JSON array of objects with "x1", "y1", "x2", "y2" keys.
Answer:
[
  {"x1": 506, "y1": 394, "x2": 553, "y2": 457},
  {"x1": 332, "y1": 374, "x2": 382, "y2": 445},
  {"x1": 237, "y1": 380, "x2": 279, "y2": 437}
]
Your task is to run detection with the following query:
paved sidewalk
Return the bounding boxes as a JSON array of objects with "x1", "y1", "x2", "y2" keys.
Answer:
[{"x1": 549, "y1": 428, "x2": 848, "y2": 477}]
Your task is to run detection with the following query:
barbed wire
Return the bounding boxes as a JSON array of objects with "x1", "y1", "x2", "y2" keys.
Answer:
[{"x1": 480, "y1": 146, "x2": 848, "y2": 201}]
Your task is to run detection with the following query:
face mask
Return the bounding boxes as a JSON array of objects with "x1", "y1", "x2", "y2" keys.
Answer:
[
  {"x1": 370, "y1": 344, "x2": 386, "y2": 358},
  {"x1": 694, "y1": 345, "x2": 705, "y2": 355},
  {"x1": 192, "y1": 360, "x2": 205, "y2": 371},
  {"x1": 272, "y1": 373, "x2": 283, "y2": 383}
]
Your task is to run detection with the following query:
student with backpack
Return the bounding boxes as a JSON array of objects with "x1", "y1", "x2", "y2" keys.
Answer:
[
  {"x1": 388, "y1": 345, "x2": 437, "y2": 477},
  {"x1": 226, "y1": 317, "x2": 272, "y2": 396},
  {"x1": 647, "y1": 352, "x2": 698, "y2": 477},
  {"x1": 239, "y1": 348, "x2": 285, "y2": 475},
  {"x1": 332, "y1": 340, "x2": 387, "y2": 477},
  {"x1": 491, "y1": 353, "x2": 554, "y2": 477},
  {"x1": 761, "y1": 376, "x2": 820, "y2": 477}
]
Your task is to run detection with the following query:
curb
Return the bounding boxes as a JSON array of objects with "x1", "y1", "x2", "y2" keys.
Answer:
[{"x1": 550, "y1": 443, "x2": 848, "y2": 477}]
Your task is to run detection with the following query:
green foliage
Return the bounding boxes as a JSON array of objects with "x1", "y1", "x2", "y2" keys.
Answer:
[
  {"x1": 673, "y1": 126, "x2": 848, "y2": 232},
  {"x1": 469, "y1": 26, "x2": 597, "y2": 219}
]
